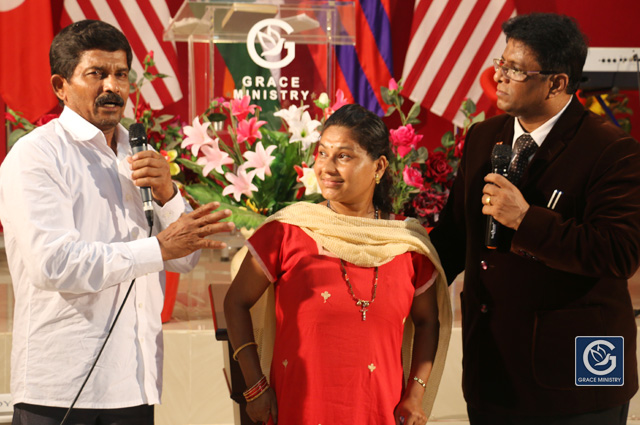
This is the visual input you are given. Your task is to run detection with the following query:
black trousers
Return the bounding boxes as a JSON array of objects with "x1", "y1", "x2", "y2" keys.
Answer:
[
  {"x1": 12, "y1": 403, "x2": 154, "y2": 425},
  {"x1": 467, "y1": 402, "x2": 629, "y2": 425}
]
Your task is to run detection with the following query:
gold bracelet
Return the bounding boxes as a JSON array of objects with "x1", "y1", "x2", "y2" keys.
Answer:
[
  {"x1": 232, "y1": 341, "x2": 258, "y2": 361},
  {"x1": 413, "y1": 376, "x2": 427, "y2": 389}
]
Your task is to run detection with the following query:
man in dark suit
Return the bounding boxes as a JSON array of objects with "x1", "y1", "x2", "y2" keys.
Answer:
[{"x1": 429, "y1": 13, "x2": 640, "y2": 424}]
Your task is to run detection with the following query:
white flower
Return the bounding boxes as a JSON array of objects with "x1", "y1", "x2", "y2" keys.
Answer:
[
  {"x1": 300, "y1": 167, "x2": 321, "y2": 194},
  {"x1": 274, "y1": 104, "x2": 309, "y2": 126},
  {"x1": 289, "y1": 111, "x2": 321, "y2": 150},
  {"x1": 243, "y1": 142, "x2": 277, "y2": 180},
  {"x1": 316, "y1": 92, "x2": 330, "y2": 108}
]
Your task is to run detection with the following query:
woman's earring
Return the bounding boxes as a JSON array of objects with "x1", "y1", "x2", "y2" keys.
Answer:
[{"x1": 375, "y1": 174, "x2": 381, "y2": 185}]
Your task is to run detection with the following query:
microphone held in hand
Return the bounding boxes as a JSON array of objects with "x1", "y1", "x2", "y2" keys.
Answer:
[
  {"x1": 485, "y1": 143, "x2": 512, "y2": 249},
  {"x1": 129, "y1": 123, "x2": 154, "y2": 227}
]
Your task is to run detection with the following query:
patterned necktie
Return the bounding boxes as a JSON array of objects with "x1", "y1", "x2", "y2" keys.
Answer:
[{"x1": 508, "y1": 133, "x2": 538, "y2": 186}]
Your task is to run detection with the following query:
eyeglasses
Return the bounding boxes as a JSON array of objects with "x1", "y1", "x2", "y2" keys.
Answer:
[{"x1": 492, "y1": 58, "x2": 556, "y2": 82}]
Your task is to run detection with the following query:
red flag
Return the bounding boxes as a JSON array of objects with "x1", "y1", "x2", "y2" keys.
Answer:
[
  {"x1": 0, "y1": 0, "x2": 58, "y2": 122},
  {"x1": 401, "y1": 0, "x2": 515, "y2": 126},
  {"x1": 61, "y1": 0, "x2": 183, "y2": 111}
]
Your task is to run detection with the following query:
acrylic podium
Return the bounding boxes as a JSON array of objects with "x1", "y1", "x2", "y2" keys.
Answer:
[{"x1": 164, "y1": 0, "x2": 356, "y2": 123}]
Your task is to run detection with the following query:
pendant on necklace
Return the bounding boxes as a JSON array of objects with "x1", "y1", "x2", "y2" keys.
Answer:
[{"x1": 357, "y1": 300, "x2": 370, "y2": 320}]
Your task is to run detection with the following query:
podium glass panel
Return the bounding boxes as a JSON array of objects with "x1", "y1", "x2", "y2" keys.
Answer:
[{"x1": 164, "y1": 1, "x2": 355, "y2": 123}]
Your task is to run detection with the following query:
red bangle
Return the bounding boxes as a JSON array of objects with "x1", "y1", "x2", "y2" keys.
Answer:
[{"x1": 243, "y1": 375, "x2": 269, "y2": 402}]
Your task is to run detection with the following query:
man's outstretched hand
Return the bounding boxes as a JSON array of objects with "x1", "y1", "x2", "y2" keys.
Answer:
[{"x1": 157, "y1": 202, "x2": 235, "y2": 261}]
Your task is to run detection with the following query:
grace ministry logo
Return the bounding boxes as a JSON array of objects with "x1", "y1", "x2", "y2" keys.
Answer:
[
  {"x1": 247, "y1": 19, "x2": 296, "y2": 70},
  {"x1": 575, "y1": 337, "x2": 624, "y2": 386}
]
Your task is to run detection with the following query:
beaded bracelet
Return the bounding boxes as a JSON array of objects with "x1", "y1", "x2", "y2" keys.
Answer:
[
  {"x1": 243, "y1": 375, "x2": 269, "y2": 402},
  {"x1": 413, "y1": 376, "x2": 427, "y2": 389},
  {"x1": 232, "y1": 341, "x2": 258, "y2": 361}
]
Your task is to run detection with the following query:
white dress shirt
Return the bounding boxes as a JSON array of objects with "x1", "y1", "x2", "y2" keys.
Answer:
[{"x1": 0, "y1": 107, "x2": 200, "y2": 408}]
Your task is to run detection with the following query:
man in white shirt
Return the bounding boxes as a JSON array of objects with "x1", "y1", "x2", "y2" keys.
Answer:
[{"x1": 0, "y1": 20, "x2": 234, "y2": 424}]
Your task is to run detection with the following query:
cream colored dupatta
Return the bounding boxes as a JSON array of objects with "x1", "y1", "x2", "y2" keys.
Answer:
[{"x1": 242, "y1": 202, "x2": 452, "y2": 417}]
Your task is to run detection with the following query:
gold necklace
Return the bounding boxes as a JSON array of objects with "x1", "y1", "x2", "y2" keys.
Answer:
[{"x1": 326, "y1": 200, "x2": 379, "y2": 321}]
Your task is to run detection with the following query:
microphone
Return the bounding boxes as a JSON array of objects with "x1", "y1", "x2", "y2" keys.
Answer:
[
  {"x1": 485, "y1": 143, "x2": 512, "y2": 249},
  {"x1": 129, "y1": 123, "x2": 154, "y2": 227}
]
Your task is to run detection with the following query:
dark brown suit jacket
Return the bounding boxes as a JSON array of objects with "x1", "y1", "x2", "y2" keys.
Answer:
[{"x1": 430, "y1": 97, "x2": 640, "y2": 416}]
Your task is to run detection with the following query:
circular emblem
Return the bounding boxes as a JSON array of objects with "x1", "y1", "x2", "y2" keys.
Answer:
[
  {"x1": 246, "y1": 19, "x2": 295, "y2": 70},
  {"x1": 583, "y1": 339, "x2": 617, "y2": 376}
]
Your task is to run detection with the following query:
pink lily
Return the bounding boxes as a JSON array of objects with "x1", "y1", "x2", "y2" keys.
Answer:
[
  {"x1": 243, "y1": 141, "x2": 277, "y2": 180},
  {"x1": 324, "y1": 89, "x2": 350, "y2": 119},
  {"x1": 222, "y1": 166, "x2": 258, "y2": 202},
  {"x1": 196, "y1": 142, "x2": 234, "y2": 176},
  {"x1": 223, "y1": 95, "x2": 261, "y2": 121},
  {"x1": 181, "y1": 117, "x2": 215, "y2": 156},
  {"x1": 330, "y1": 89, "x2": 349, "y2": 112},
  {"x1": 236, "y1": 117, "x2": 267, "y2": 145}
]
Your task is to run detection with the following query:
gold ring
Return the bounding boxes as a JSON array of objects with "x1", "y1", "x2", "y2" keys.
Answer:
[{"x1": 484, "y1": 195, "x2": 492, "y2": 206}]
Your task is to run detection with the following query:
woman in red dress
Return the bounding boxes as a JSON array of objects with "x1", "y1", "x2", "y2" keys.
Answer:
[{"x1": 224, "y1": 104, "x2": 451, "y2": 425}]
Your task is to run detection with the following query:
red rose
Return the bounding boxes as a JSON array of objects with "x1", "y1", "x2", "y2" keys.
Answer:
[
  {"x1": 425, "y1": 151, "x2": 453, "y2": 184},
  {"x1": 390, "y1": 124, "x2": 423, "y2": 157},
  {"x1": 412, "y1": 188, "x2": 449, "y2": 225},
  {"x1": 454, "y1": 132, "x2": 465, "y2": 158},
  {"x1": 403, "y1": 165, "x2": 424, "y2": 189}
]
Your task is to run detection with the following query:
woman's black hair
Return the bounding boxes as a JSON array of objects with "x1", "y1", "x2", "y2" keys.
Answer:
[{"x1": 322, "y1": 103, "x2": 393, "y2": 213}]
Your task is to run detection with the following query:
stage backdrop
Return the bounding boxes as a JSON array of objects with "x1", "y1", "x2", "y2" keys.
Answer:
[{"x1": 1, "y1": 0, "x2": 639, "y2": 163}]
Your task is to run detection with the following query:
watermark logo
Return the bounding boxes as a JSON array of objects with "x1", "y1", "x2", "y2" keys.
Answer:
[
  {"x1": 575, "y1": 337, "x2": 623, "y2": 386},
  {"x1": 247, "y1": 19, "x2": 295, "y2": 69}
]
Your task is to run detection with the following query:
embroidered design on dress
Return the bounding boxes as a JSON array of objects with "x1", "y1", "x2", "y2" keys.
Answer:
[
  {"x1": 368, "y1": 363, "x2": 376, "y2": 372},
  {"x1": 283, "y1": 359, "x2": 288, "y2": 368},
  {"x1": 321, "y1": 291, "x2": 331, "y2": 303}
]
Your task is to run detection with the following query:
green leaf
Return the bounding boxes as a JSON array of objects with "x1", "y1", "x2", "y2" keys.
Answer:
[
  {"x1": 415, "y1": 146, "x2": 429, "y2": 162},
  {"x1": 406, "y1": 102, "x2": 421, "y2": 124},
  {"x1": 8, "y1": 128, "x2": 28, "y2": 149},
  {"x1": 461, "y1": 98, "x2": 477, "y2": 115},
  {"x1": 381, "y1": 86, "x2": 393, "y2": 106},
  {"x1": 384, "y1": 106, "x2": 397, "y2": 117},
  {"x1": 176, "y1": 158, "x2": 204, "y2": 174},
  {"x1": 470, "y1": 111, "x2": 485, "y2": 126},
  {"x1": 441, "y1": 131, "x2": 454, "y2": 146},
  {"x1": 184, "y1": 184, "x2": 266, "y2": 229},
  {"x1": 156, "y1": 73, "x2": 170, "y2": 79},
  {"x1": 128, "y1": 69, "x2": 138, "y2": 84},
  {"x1": 143, "y1": 72, "x2": 157, "y2": 82}
]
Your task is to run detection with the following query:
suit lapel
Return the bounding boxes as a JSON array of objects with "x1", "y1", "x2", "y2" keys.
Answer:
[{"x1": 520, "y1": 97, "x2": 586, "y2": 187}]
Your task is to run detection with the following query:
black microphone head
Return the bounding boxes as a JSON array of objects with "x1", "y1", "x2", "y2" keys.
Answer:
[
  {"x1": 491, "y1": 143, "x2": 512, "y2": 169},
  {"x1": 129, "y1": 123, "x2": 147, "y2": 148}
]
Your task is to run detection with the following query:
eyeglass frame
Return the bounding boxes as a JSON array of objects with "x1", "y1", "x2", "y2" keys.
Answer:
[{"x1": 492, "y1": 58, "x2": 557, "y2": 82}]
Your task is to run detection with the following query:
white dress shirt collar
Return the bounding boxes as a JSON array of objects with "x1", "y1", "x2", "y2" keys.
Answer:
[{"x1": 514, "y1": 96, "x2": 573, "y2": 147}]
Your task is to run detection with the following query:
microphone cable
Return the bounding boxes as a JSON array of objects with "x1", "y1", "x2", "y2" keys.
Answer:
[{"x1": 59, "y1": 222, "x2": 154, "y2": 425}]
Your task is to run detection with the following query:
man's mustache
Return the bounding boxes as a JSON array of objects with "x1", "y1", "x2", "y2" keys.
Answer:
[{"x1": 95, "y1": 93, "x2": 125, "y2": 107}]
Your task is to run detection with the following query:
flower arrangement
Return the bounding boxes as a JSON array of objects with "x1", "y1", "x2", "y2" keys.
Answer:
[
  {"x1": 173, "y1": 94, "x2": 342, "y2": 229},
  {"x1": 4, "y1": 52, "x2": 485, "y2": 229},
  {"x1": 382, "y1": 79, "x2": 484, "y2": 226}
]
